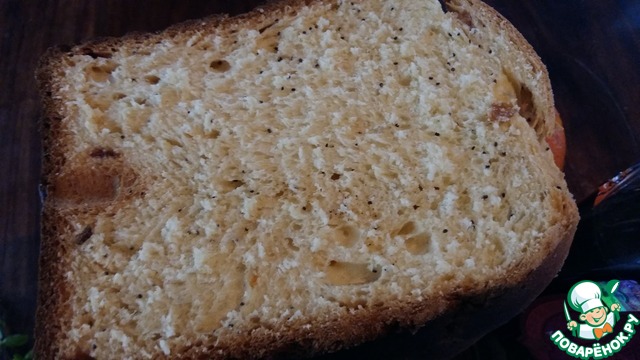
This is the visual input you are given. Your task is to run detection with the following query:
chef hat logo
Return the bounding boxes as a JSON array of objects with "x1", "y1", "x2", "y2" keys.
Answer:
[{"x1": 568, "y1": 280, "x2": 604, "y2": 313}]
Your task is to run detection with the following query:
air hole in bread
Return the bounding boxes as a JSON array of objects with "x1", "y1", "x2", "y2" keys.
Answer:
[
  {"x1": 398, "y1": 76, "x2": 411, "y2": 86},
  {"x1": 75, "y1": 226, "x2": 93, "y2": 245},
  {"x1": 497, "y1": 71, "x2": 538, "y2": 130},
  {"x1": 204, "y1": 129, "x2": 220, "y2": 139},
  {"x1": 324, "y1": 261, "x2": 381, "y2": 285},
  {"x1": 516, "y1": 85, "x2": 535, "y2": 124},
  {"x1": 112, "y1": 93, "x2": 126, "y2": 100},
  {"x1": 258, "y1": 22, "x2": 277, "y2": 34},
  {"x1": 453, "y1": 9, "x2": 474, "y2": 28},
  {"x1": 81, "y1": 48, "x2": 112, "y2": 59},
  {"x1": 86, "y1": 62, "x2": 118, "y2": 82},
  {"x1": 134, "y1": 97, "x2": 146, "y2": 105},
  {"x1": 89, "y1": 147, "x2": 119, "y2": 158},
  {"x1": 255, "y1": 27, "x2": 281, "y2": 53},
  {"x1": 456, "y1": 191, "x2": 471, "y2": 208},
  {"x1": 144, "y1": 75, "x2": 161, "y2": 84},
  {"x1": 219, "y1": 179, "x2": 245, "y2": 192},
  {"x1": 285, "y1": 237, "x2": 299, "y2": 251},
  {"x1": 396, "y1": 221, "x2": 417, "y2": 236},
  {"x1": 209, "y1": 60, "x2": 231, "y2": 72},
  {"x1": 248, "y1": 271, "x2": 259, "y2": 287},
  {"x1": 163, "y1": 138, "x2": 183, "y2": 147},
  {"x1": 405, "y1": 232, "x2": 431, "y2": 255},
  {"x1": 335, "y1": 225, "x2": 360, "y2": 247}
]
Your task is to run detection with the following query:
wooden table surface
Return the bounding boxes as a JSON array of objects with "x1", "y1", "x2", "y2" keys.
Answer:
[{"x1": 1, "y1": 0, "x2": 639, "y2": 358}]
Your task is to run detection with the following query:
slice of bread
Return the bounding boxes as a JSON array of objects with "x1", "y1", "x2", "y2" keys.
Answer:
[{"x1": 35, "y1": 0, "x2": 579, "y2": 358}]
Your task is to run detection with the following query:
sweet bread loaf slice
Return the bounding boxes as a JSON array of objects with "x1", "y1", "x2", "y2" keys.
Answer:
[{"x1": 36, "y1": 0, "x2": 578, "y2": 358}]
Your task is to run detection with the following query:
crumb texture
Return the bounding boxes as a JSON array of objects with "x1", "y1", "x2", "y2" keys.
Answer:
[{"x1": 39, "y1": 0, "x2": 576, "y2": 358}]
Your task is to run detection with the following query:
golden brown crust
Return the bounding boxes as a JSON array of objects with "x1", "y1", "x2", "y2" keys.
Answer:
[
  {"x1": 35, "y1": 0, "x2": 578, "y2": 358},
  {"x1": 35, "y1": 45, "x2": 74, "y2": 359},
  {"x1": 35, "y1": 210, "x2": 73, "y2": 359}
]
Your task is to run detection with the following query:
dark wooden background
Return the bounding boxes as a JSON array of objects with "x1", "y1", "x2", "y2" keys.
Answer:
[{"x1": 1, "y1": 0, "x2": 639, "y2": 358}]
